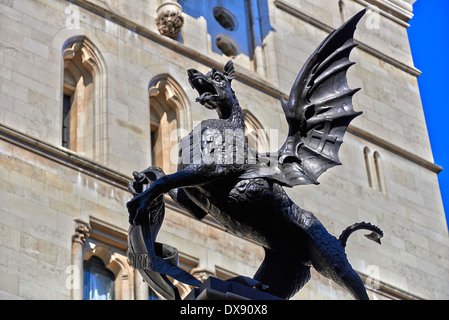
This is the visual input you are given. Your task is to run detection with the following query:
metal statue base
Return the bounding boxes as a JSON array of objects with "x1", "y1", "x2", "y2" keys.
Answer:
[{"x1": 184, "y1": 277, "x2": 283, "y2": 300}]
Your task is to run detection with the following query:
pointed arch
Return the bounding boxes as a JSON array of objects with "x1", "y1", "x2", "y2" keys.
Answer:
[
  {"x1": 83, "y1": 255, "x2": 115, "y2": 300},
  {"x1": 363, "y1": 146, "x2": 374, "y2": 189},
  {"x1": 148, "y1": 74, "x2": 191, "y2": 173},
  {"x1": 363, "y1": 146, "x2": 387, "y2": 194},
  {"x1": 373, "y1": 151, "x2": 386, "y2": 193},
  {"x1": 61, "y1": 36, "x2": 107, "y2": 163},
  {"x1": 83, "y1": 242, "x2": 136, "y2": 300},
  {"x1": 242, "y1": 110, "x2": 269, "y2": 153}
]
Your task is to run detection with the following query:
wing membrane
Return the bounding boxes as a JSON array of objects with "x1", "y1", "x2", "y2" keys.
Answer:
[{"x1": 274, "y1": 9, "x2": 366, "y2": 187}]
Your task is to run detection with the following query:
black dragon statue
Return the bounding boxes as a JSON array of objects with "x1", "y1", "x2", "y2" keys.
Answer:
[{"x1": 127, "y1": 9, "x2": 383, "y2": 300}]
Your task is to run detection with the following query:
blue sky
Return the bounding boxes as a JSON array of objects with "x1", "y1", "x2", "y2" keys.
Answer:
[{"x1": 407, "y1": 0, "x2": 449, "y2": 230}]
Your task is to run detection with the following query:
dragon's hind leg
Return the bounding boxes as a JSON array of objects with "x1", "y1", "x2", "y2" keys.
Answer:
[
  {"x1": 253, "y1": 248, "x2": 311, "y2": 300},
  {"x1": 306, "y1": 223, "x2": 369, "y2": 300}
]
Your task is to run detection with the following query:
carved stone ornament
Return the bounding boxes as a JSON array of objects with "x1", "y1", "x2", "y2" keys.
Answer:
[
  {"x1": 190, "y1": 267, "x2": 216, "y2": 283},
  {"x1": 128, "y1": 9, "x2": 384, "y2": 300},
  {"x1": 156, "y1": 2, "x2": 184, "y2": 40},
  {"x1": 73, "y1": 223, "x2": 90, "y2": 245}
]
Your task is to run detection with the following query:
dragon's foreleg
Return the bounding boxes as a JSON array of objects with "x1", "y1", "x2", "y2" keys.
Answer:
[
  {"x1": 168, "y1": 188, "x2": 208, "y2": 221},
  {"x1": 127, "y1": 166, "x2": 207, "y2": 224},
  {"x1": 127, "y1": 164, "x2": 230, "y2": 225}
]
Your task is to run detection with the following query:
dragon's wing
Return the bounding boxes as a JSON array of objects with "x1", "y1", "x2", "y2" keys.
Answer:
[{"x1": 271, "y1": 9, "x2": 366, "y2": 187}]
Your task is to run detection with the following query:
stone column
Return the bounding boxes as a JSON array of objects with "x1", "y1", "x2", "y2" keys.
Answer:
[
  {"x1": 71, "y1": 219, "x2": 90, "y2": 300},
  {"x1": 249, "y1": 0, "x2": 267, "y2": 77},
  {"x1": 174, "y1": 266, "x2": 216, "y2": 299},
  {"x1": 134, "y1": 269, "x2": 150, "y2": 300},
  {"x1": 156, "y1": 0, "x2": 184, "y2": 39}
]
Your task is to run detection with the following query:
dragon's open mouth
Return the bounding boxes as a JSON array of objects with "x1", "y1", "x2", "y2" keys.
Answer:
[{"x1": 187, "y1": 69, "x2": 218, "y2": 108}]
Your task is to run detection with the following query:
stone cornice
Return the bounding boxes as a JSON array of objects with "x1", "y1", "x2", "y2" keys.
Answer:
[
  {"x1": 348, "y1": 126, "x2": 443, "y2": 174},
  {"x1": 355, "y1": 0, "x2": 414, "y2": 25},
  {"x1": 66, "y1": 0, "x2": 284, "y2": 100},
  {"x1": 68, "y1": 0, "x2": 421, "y2": 101},
  {"x1": 0, "y1": 120, "x2": 442, "y2": 205},
  {"x1": 0, "y1": 123, "x2": 132, "y2": 190},
  {"x1": 274, "y1": 0, "x2": 421, "y2": 77}
]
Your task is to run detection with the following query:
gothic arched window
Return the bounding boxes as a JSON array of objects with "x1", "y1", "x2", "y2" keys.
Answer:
[
  {"x1": 364, "y1": 146, "x2": 374, "y2": 189},
  {"x1": 149, "y1": 76, "x2": 191, "y2": 174},
  {"x1": 363, "y1": 147, "x2": 386, "y2": 193},
  {"x1": 243, "y1": 110, "x2": 268, "y2": 153},
  {"x1": 373, "y1": 151, "x2": 385, "y2": 193},
  {"x1": 71, "y1": 219, "x2": 149, "y2": 300},
  {"x1": 62, "y1": 37, "x2": 106, "y2": 162},
  {"x1": 83, "y1": 256, "x2": 115, "y2": 300}
]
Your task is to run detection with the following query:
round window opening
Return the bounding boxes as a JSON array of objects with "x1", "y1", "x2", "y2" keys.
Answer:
[
  {"x1": 213, "y1": 7, "x2": 239, "y2": 31},
  {"x1": 215, "y1": 34, "x2": 241, "y2": 58}
]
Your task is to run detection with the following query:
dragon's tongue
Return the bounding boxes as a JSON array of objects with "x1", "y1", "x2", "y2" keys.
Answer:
[
  {"x1": 195, "y1": 92, "x2": 207, "y2": 103},
  {"x1": 199, "y1": 92, "x2": 212, "y2": 101}
]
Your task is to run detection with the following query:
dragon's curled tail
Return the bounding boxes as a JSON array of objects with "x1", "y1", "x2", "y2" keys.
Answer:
[{"x1": 338, "y1": 222, "x2": 383, "y2": 248}]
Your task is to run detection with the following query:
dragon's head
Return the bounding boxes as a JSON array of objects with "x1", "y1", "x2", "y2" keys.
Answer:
[{"x1": 188, "y1": 60, "x2": 237, "y2": 119}]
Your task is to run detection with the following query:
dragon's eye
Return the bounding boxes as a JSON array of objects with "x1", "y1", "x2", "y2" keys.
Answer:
[{"x1": 214, "y1": 73, "x2": 223, "y2": 82}]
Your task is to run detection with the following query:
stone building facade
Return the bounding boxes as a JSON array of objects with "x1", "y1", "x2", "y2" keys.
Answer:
[{"x1": 0, "y1": 0, "x2": 448, "y2": 300}]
